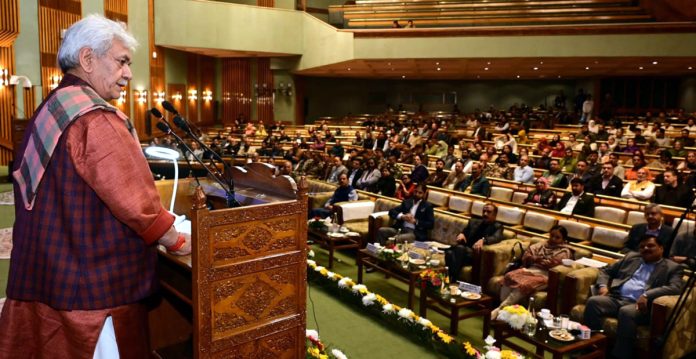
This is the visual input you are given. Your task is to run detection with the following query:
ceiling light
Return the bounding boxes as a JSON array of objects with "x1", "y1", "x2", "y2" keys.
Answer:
[
  {"x1": 516, "y1": 75, "x2": 520, "y2": 78},
  {"x1": 540, "y1": 61, "x2": 544, "y2": 64},
  {"x1": 585, "y1": 66, "x2": 590, "y2": 70},
  {"x1": 533, "y1": 67, "x2": 539, "y2": 70},
  {"x1": 639, "y1": 66, "x2": 644, "y2": 70},
  {"x1": 486, "y1": 61, "x2": 491, "y2": 65},
  {"x1": 484, "y1": 67, "x2": 489, "y2": 71},
  {"x1": 689, "y1": 66, "x2": 694, "y2": 70},
  {"x1": 436, "y1": 62, "x2": 440, "y2": 65},
  {"x1": 347, "y1": 68, "x2": 351, "y2": 71},
  {"x1": 402, "y1": 75, "x2": 406, "y2": 79},
  {"x1": 652, "y1": 61, "x2": 658, "y2": 65},
  {"x1": 437, "y1": 67, "x2": 441, "y2": 71}
]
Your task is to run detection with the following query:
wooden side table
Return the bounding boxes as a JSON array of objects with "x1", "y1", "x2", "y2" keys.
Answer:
[
  {"x1": 492, "y1": 320, "x2": 607, "y2": 359},
  {"x1": 418, "y1": 288, "x2": 493, "y2": 337},
  {"x1": 357, "y1": 249, "x2": 431, "y2": 309},
  {"x1": 308, "y1": 227, "x2": 361, "y2": 269}
]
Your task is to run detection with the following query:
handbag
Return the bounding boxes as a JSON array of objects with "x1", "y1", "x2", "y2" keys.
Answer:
[{"x1": 504, "y1": 241, "x2": 526, "y2": 274}]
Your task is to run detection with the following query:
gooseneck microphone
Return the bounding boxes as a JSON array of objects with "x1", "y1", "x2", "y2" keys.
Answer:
[{"x1": 160, "y1": 103, "x2": 240, "y2": 208}]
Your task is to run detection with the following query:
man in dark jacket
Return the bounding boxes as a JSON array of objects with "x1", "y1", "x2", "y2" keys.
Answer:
[
  {"x1": 623, "y1": 204, "x2": 674, "y2": 255},
  {"x1": 584, "y1": 235, "x2": 683, "y2": 359},
  {"x1": 586, "y1": 161, "x2": 623, "y2": 197},
  {"x1": 652, "y1": 169, "x2": 694, "y2": 208},
  {"x1": 556, "y1": 178, "x2": 595, "y2": 217},
  {"x1": 445, "y1": 203, "x2": 504, "y2": 282},
  {"x1": 375, "y1": 183, "x2": 435, "y2": 245}
]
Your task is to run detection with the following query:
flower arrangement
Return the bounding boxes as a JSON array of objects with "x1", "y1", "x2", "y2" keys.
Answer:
[
  {"x1": 307, "y1": 259, "x2": 484, "y2": 359},
  {"x1": 377, "y1": 247, "x2": 404, "y2": 262},
  {"x1": 418, "y1": 268, "x2": 449, "y2": 288},
  {"x1": 306, "y1": 329, "x2": 348, "y2": 359},
  {"x1": 481, "y1": 336, "x2": 524, "y2": 359},
  {"x1": 496, "y1": 305, "x2": 530, "y2": 330}
]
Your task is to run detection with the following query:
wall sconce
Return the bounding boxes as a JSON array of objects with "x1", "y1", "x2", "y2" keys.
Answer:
[
  {"x1": 49, "y1": 75, "x2": 62, "y2": 90},
  {"x1": 171, "y1": 92, "x2": 182, "y2": 101},
  {"x1": 277, "y1": 82, "x2": 293, "y2": 97},
  {"x1": 0, "y1": 68, "x2": 8, "y2": 87},
  {"x1": 188, "y1": 89, "x2": 197, "y2": 101},
  {"x1": 154, "y1": 91, "x2": 165, "y2": 104},
  {"x1": 135, "y1": 89, "x2": 148, "y2": 104},
  {"x1": 202, "y1": 89, "x2": 212, "y2": 102},
  {"x1": 254, "y1": 82, "x2": 292, "y2": 98},
  {"x1": 117, "y1": 90, "x2": 127, "y2": 105}
]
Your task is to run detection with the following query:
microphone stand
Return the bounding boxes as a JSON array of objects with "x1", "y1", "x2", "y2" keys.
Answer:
[
  {"x1": 172, "y1": 116, "x2": 240, "y2": 208},
  {"x1": 156, "y1": 122, "x2": 232, "y2": 200},
  {"x1": 655, "y1": 200, "x2": 696, "y2": 350}
]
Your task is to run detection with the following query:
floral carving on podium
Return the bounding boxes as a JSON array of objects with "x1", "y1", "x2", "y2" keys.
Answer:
[{"x1": 212, "y1": 216, "x2": 298, "y2": 263}]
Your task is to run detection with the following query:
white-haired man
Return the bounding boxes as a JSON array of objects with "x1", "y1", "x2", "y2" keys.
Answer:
[{"x1": 0, "y1": 15, "x2": 190, "y2": 358}]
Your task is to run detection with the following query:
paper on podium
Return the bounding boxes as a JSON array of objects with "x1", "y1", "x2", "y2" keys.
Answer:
[{"x1": 170, "y1": 212, "x2": 191, "y2": 235}]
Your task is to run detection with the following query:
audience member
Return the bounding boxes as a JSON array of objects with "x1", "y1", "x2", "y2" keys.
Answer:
[
  {"x1": 621, "y1": 167, "x2": 654, "y2": 201},
  {"x1": 586, "y1": 162, "x2": 623, "y2": 197},
  {"x1": 488, "y1": 153, "x2": 514, "y2": 180},
  {"x1": 523, "y1": 177, "x2": 557, "y2": 209},
  {"x1": 445, "y1": 203, "x2": 503, "y2": 282},
  {"x1": 491, "y1": 225, "x2": 573, "y2": 319},
  {"x1": 395, "y1": 173, "x2": 416, "y2": 200},
  {"x1": 459, "y1": 162, "x2": 491, "y2": 197},
  {"x1": 442, "y1": 159, "x2": 467, "y2": 190},
  {"x1": 375, "y1": 183, "x2": 434, "y2": 244},
  {"x1": 559, "y1": 148, "x2": 577, "y2": 173},
  {"x1": 375, "y1": 167, "x2": 396, "y2": 196},
  {"x1": 556, "y1": 178, "x2": 595, "y2": 216},
  {"x1": 514, "y1": 155, "x2": 535, "y2": 184},
  {"x1": 652, "y1": 169, "x2": 694, "y2": 208},
  {"x1": 583, "y1": 235, "x2": 683, "y2": 359},
  {"x1": 410, "y1": 153, "x2": 430, "y2": 184},
  {"x1": 309, "y1": 173, "x2": 358, "y2": 219},
  {"x1": 347, "y1": 158, "x2": 363, "y2": 188},
  {"x1": 669, "y1": 225, "x2": 696, "y2": 265},
  {"x1": 356, "y1": 158, "x2": 381, "y2": 192},
  {"x1": 424, "y1": 159, "x2": 448, "y2": 187},
  {"x1": 542, "y1": 159, "x2": 569, "y2": 189},
  {"x1": 325, "y1": 156, "x2": 348, "y2": 183},
  {"x1": 623, "y1": 204, "x2": 674, "y2": 255}
]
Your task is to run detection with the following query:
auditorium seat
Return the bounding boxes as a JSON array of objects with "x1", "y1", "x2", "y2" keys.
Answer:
[
  {"x1": 589, "y1": 226, "x2": 628, "y2": 250},
  {"x1": 490, "y1": 187, "x2": 514, "y2": 202},
  {"x1": 558, "y1": 219, "x2": 592, "y2": 242},
  {"x1": 672, "y1": 218, "x2": 696, "y2": 237},
  {"x1": 448, "y1": 195, "x2": 472, "y2": 213},
  {"x1": 512, "y1": 191, "x2": 528, "y2": 204},
  {"x1": 427, "y1": 190, "x2": 450, "y2": 208},
  {"x1": 496, "y1": 205, "x2": 525, "y2": 227},
  {"x1": 595, "y1": 206, "x2": 627, "y2": 224},
  {"x1": 471, "y1": 200, "x2": 486, "y2": 217},
  {"x1": 625, "y1": 210, "x2": 646, "y2": 226}
]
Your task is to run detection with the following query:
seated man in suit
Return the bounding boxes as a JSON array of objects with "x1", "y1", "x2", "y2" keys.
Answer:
[
  {"x1": 583, "y1": 235, "x2": 683, "y2": 359},
  {"x1": 623, "y1": 204, "x2": 674, "y2": 256},
  {"x1": 375, "y1": 183, "x2": 435, "y2": 245},
  {"x1": 556, "y1": 177, "x2": 595, "y2": 217},
  {"x1": 445, "y1": 203, "x2": 504, "y2": 282},
  {"x1": 586, "y1": 161, "x2": 623, "y2": 197},
  {"x1": 308, "y1": 173, "x2": 358, "y2": 219}
]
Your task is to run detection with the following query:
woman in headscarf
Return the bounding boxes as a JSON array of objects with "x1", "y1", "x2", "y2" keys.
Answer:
[{"x1": 523, "y1": 177, "x2": 557, "y2": 209}]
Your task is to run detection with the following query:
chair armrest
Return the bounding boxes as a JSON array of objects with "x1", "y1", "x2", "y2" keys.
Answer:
[
  {"x1": 546, "y1": 265, "x2": 575, "y2": 314},
  {"x1": 309, "y1": 192, "x2": 334, "y2": 210},
  {"x1": 562, "y1": 267, "x2": 600, "y2": 314},
  {"x1": 335, "y1": 200, "x2": 375, "y2": 223},
  {"x1": 367, "y1": 212, "x2": 392, "y2": 246}
]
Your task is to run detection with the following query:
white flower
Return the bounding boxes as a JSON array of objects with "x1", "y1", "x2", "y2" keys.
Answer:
[
  {"x1": 331, "y1": 349, "x2": 348, "y2": 359},
  {"x1": 351, "y1": 284, "x2": 367, "y2": 293},
  {"x1": 362, "y1": 293, "x2": 377, "y2": 306},
  {"x1": 485, "y1": 350, "x2": 501, "y2": 359},
  {"x1": 306, "y1": 329, "x2": 319, "y2": 341},
  {"x1": 398, "y1": 308, "x2": 414, "y2": 321},
  {"x1": 338, "y1": 277, "x2": 352, "y2": 288},
  {"x1": 314, "y1": 266, "x2": 325, "y2": 272},
  {"x1": 417, "y1": 317, "x2": 432, "y2": 328},
  {"x1": 307, "y1": 259, "x2": 316, "y2": 267},
  {"x1": 308, "y1": 250, "x2": 315, "y2": 258},
  {"x1": 327, "y1": 271, "x2": 335, "y2": 279},
  {"x1": 382, "y1": 303, "x2": 395, "y2": 314},
  {"x1": 484, "y1": 335, "x2": 496, "y2": 347},
  {"x1": 382, "y1": 248, "x2": 394, "y2": 254}
]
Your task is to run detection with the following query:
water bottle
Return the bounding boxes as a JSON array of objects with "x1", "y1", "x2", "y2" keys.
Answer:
[{"x1": 524, "y1": 297, "x2": 538, "y2": 336}]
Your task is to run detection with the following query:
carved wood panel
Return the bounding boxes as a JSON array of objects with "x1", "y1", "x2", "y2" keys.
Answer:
[{"x1": 193, "y1": 196, "x2": 308, "y2": 358}]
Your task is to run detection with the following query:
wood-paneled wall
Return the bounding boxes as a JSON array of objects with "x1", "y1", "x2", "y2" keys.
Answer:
[
  {"x1": 221, "y1": 59, "x2": 251, "y2": 125},
  {"x1": 199, "y1": 55, "x2": 215, "y2": 126},
  {"x1": 104, "y1": 0, "x2": 130, "y2": 119},
  {"x1": 256, "y1": 58, "x2": 273, "y2": 124},
  {"x1": 0, "y1": 0, "x2": 19, "y2": 165},
  {"x1": 38, "y1": 0, "x2": 81, "y2": 98},
  {"x1": 257, "y1": 0, "x2": 274, "y2": 8},
  {"x1": 187, "y1": 53, "x2": 199, "y2": 123}
]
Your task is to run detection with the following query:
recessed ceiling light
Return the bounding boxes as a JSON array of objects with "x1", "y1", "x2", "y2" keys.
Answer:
[
  {"x1": 484, "y1": 67, "x2": 489, "y2": 71},
  {"x1": 533, "y1": 67, "x2": 539, "y2": 70},
  {"x1": 585, "y1": 66, "x2": 590, "y2": 70},
  {"x1": 639, "y1": 66, "x2": 644, "y2": 70},
  {"x1": 652, "y1": 61, "x2": 658, "y2": 65}
]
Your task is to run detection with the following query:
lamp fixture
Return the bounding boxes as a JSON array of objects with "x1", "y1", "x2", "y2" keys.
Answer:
[
  {"x1": 254, "y1": 82, "x2": 292, "y2": 98},
  {"x1": 171, "y1": 92, "x2": 182, "y2": 101},
  {"x1": 135, "y1": 89, "x2": 148, "y2": 104},
  {"x1": 154, "y1": 91, "x2": 165, "y2": 104},
  {"x1": 49, "y1": 75, "x2": 62, "y2": 89},
  {"x1": 117, "y1": 90, "x2": 127, "y2": 104},
  {"x1": 202, "y1": 89, "x2": 212, "y2": 102},
  {"x1": 0, "y1": 68, "x2": 8, "y2": 87},
  {"x1": 188, "y1": 89, "x2": 197, "y2": 101}
]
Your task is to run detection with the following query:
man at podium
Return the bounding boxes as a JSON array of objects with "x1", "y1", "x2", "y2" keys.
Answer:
[{"x1": 0, "y1": 15, "x2": 190, "y2": 359}]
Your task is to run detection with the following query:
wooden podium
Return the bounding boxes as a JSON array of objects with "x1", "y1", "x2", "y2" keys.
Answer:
[{"x1": 152, "y1": 164, "x2": 308, "y2": 358}]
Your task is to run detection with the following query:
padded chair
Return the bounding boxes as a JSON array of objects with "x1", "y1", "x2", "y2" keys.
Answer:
[
  {"x1": 427, "y1": 190, "x2": 450, "y2": 208},
  {"x1": 512, "y1": 191, "x2": 527, "y2": 204},
  {"x1": 490, "y1": 187, "x2": 514, "y2": 202},
  {"x1": 595, "y1": 206, "x2": 627, "y2": 224},
  {"x1": 471, "y1": 200, "x2": 486, "y2": 217},
  {"x1": 496, "y1": 206, "x2": 525, "y2": 226},
  {"x1": 672, "y1": 218, "x2": 696, "y2": 237},
  {"x1": 590, "y1": 226, "x2": 628, "y2": 250},
  {"x1": 626, "y1": 210, "x2": 646, "y2": 226},
  {"x1": 558, "y1": 219, "x2": 592, "y2": 242},
  {"x1": 517, "y1": 211, "x2": 558, "y2": 234},
  {"x1": 448, "y1": 196, "x2": 472, "y2": 213}
]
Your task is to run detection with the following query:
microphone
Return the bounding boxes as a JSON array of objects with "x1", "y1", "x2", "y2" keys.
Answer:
[
  {"x1": 171, "y1": 114, "x2": 239, "y2": 208},
  {"x1": 161, "y1": 100, "x2": 179, "y2": 116}
]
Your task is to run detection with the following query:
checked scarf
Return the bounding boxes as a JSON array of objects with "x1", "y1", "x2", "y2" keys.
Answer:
[{"x1": 13, "y1": 85, "x2": 131, "y2": 210}]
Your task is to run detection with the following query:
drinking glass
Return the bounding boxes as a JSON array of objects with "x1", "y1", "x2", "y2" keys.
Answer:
[
  {"x1": 523, "y1": 319, "x2": 538, "y2": 336},
  {"x1": 559, "y1": 314, "x2": 570, "y2": 329}
]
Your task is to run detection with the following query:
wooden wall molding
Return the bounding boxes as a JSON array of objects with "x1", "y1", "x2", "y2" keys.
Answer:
[
  {"x1": 256, "y1": 58, "x2": 273, "y2": 124},
  {"x1": 199, "y1": 55, "x2": 215, "y2": 126},
  {"x1": 38, "y1": 1, "x2": 81, "y2": 98},
  {"x1": 0, "y1": 46, "x2": 15, "y2": 165},
  {"x1": 0, "y1": 0, "x2": 20, "y2": 47},
  {"x1": 105, "y1": 0, "x2": 129, "y2": 118},
  {"x1": 187, "y1": 53, "x2": 199, "y2": 123}
]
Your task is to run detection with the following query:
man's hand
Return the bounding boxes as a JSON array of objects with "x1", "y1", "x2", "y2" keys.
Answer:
[
  {"x1": 456, "y1": 233, "x2": 467, "y2": 243},
  {"x1": 402, "y1": 213, "x2": 416, "y2": 224},
  {"x1": 636, "y1": 295, "x2": 648, "y2": 312},
  {"x1": 598, "y1": 286, "x2": 609, "y2": 296},
  {"x1": 170, "y1": 233, "x2": 192, "y2": 256},
  {"x1": 473, "y1": 239, "x2": 484, "y2": 251},
  {"x1": 325, "y1": 204, "x2": 334, "y2": 211}
]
